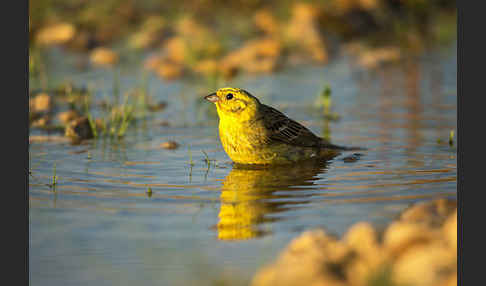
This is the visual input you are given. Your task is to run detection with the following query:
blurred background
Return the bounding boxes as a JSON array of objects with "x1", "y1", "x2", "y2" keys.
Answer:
[{"x1": 30, "y1": 0, "x2": 456, "y2": 84}]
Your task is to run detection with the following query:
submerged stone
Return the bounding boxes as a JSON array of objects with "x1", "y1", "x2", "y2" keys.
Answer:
[
  {"x1": 160, "y1": 141, "x2": 179, "y2": 150},
  {"x1": 65, "y1": 117, "x2": 94, "y2": 142}
]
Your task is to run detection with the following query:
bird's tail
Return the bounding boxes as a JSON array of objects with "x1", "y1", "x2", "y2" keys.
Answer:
[{"x1": 321, "y1": 142, "x2": 367, "y2": 151}]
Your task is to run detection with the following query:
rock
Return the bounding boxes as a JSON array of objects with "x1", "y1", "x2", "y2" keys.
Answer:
[
  {"x1": 219, "y1": 37, "x2": 281, "y2": 77},
  {"x1": 442, "y1": 273, "x2": 457, "y2": 286},
  {"x1": 65, "y1": 117, "x2": 94, "y2": 141},
  {"x1": 333, "y1": 0, "x2": 356, "y2": 15},
  {"x1": 285, "y1": 3, "x2": 328, "y2": 64},
  {"x1": 400, "y1": 198, "x2": 457, "y2": 227},
  {"x1": 90, "y1": 47, "x2": 119, "y2": 66},
  {"x1": 160, "y1": 141, "x2": 179, "y2": 150},
  {"x1": 344, "y1": 222, "x2": 380, "y2": 257},
  {"x1": 392, "y1": 243, "x2": 455, "y2": 286},
  {"x1": 254, "y1": 10, "x2": 280, "y2": 36},
  {"x1": 161, "y1": 18, "x2": 221, "y2": 70},
  {"x1": 129, "y1": 16, "x2": 167, "y2": 49},
  {"x1": 175, "y1": 17, "x2": 221, "y2": 58},
  {"x1": 344, "y1": 222, "x2": 388, "y2": 286},
  {"x1": 242, "y1": 56, "x2": 278, "y2": 74},
  {"x1": 66, "y1": 30, "x2": 98, "y2": 51},
  {"x1": 442, "y1": 210, "x2": 457, "y2": 251},
  {"x1": 165, "y1": 37, "x2": 187, "y2": 64},
  {"x1": 383, "y1": 221, "x2": 437, "y2": 258},
  {"x1": 194, "y1": 59, "x2": 219, "y2": 76},
  {"x1": 333, "y1": 0, "x2": 379, "y2": 14},
  {"x1": 57, "y1": 110, "x2": 80, "y2": 125},
  {"x1": 29, "y1": 135, "x2": 71, "y2": 144},
  {"x1": 252, "y1": 199, "x2": 457, "y2": 286},
  {"x1": 30, "y1": 93, "x2": 51, "y2": 112},
  {"x1": 36, "y1": 23, "x2": 76, "y2": 46},
  {"x1": 252, "y1": 229, "x2": 351, "y2": 286},
  {"x1": 155, "y1": 60, "x2": 184, "y2": 80},
  {"x1": 357, "y1": 47, "x2": 401, "y2": 69},
  {"x1": 31, "y1": 116, "x2": 51, "y2": 128},
  {"x1": 358, "y1": 0, "x2": 380, "y2": 11}
]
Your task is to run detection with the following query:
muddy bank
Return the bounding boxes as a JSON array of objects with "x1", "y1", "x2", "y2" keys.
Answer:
[{"x1": 252, "y1": 198, "x2": 457, "y2": 286}]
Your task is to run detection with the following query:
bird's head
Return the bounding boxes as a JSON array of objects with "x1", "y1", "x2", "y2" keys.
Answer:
[{"x1": 205, "y1": 87, "x2": 260, "y2": 122}]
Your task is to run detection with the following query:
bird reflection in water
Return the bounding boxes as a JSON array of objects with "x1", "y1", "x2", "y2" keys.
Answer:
[{"x1": 216, "y1": 160, "x2": 331, "y2": 241}]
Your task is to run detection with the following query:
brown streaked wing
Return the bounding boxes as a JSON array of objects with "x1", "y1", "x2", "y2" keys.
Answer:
[{"x1": 259, "y1": 104, "x2": 327, "y2": 147}]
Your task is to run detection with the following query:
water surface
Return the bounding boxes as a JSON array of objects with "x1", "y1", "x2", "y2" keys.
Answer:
[{"x1": 29, "y1": 43, "x2": 457, "y2": 286}]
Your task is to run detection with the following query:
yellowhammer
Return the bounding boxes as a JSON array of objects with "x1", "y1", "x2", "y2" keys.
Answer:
[{"x1": 205, "y1": 87, "x2": 359, "y2": 165}]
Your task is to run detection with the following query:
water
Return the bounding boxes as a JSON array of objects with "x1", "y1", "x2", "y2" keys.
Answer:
[{"x1": 29, "y1": 43, "x2": 457, "y2": 286}]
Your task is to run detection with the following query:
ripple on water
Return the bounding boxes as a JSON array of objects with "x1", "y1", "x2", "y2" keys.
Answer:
[{"x1": 29, "y1": 44, "x2": 457, "y2": 286}]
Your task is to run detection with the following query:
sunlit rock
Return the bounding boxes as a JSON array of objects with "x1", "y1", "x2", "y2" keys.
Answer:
[
  {"x1": 219, "y1": 37, "x2": 281, "y2": 78},
  {"x1": 194, "y1": 59, "x2": 219, "y2": 76},
  {"x1": 392, "y1": 243, "x2": 455, "y2": 286},
  {"x1": 252, "y1": 229, "x2": 348, "y2": 286},
  {"x1": 252, "y1": 199, "x2": 457, "y2": 286},
  {"x1": 165, "y1": 37, "x2": 187, "y2": 64},
  {"x1": 383, "y1": 221, "x2": 437, "y2": 258},
  {"x1": 285, "y1": 3, "x2": 328, "y2": 64},
  {"x1": 129, "y1": 16, "x2": 167, "y2": 50},
  {"x1": 254, "y1": 10, "x2": 280, "y2": 37},
  {"x1": 57, "y1": 110, "x2": 80, "y2": 125},
  {"x1": 167, "y1": 18, "x2": 222, "y2": 65},
  {"x1": 333, "y1": 0, "x2": 380, "y2": 14},
  {"x1": 36, "y1": 23, "x2": 76, "y2": 46},
  {"x1": 400, "y1": 198, "x2": 457, "y2": 227},
  {"x1": 30, "y1": 93, "x2": 51, "y2": 112},
  {"x1": 155, "y1": 59, "x2": 184, "y2": 80},
  {"x1": 357, "y1": 47, "x2": 401, "y2": 69},
  {"x1": 442, "y1": 210, "x2": 457, "y2": 252},
  {"x1": 358, "y1": 0, "x2": 380, "y2": 11},
  {"x1": 90, "y1": 47, "x2": 119, "y2": 66}
]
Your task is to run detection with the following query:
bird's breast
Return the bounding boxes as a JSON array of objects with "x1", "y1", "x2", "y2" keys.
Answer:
[{"x1": 218, "y1": 119, "x2": 265, "y2": 163}]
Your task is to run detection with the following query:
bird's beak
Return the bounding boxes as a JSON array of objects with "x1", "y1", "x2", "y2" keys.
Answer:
[{"x1": 204, "y1": 93, "x2": 219, "y2": 103}]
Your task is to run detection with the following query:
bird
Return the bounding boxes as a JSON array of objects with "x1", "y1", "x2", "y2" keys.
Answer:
[{"x1": 205, "y1": 87, "x2": 360, "y2": 165}]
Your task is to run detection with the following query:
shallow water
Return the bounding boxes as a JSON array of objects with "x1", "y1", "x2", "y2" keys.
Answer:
[{"x1": 29, "y1": 43, "x2": 457, "y2": 286}]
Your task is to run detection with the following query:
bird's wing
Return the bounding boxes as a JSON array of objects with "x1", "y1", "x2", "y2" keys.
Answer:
[{"x1": 259, "y1": 104, "x2": 328, "y2": 147}]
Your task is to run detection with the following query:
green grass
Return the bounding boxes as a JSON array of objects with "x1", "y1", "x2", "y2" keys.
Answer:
[
  {"x1": 79, "y1": 74, "x2": 151, "y2": 140},
  {"x1": 202, "y1": 150, "x2": 211, "y2": 169},
  {"x1": 315, "y1": 84, "x2": 340, "y2": 121},
  {"x1": 51, "y1": 163, "x2": 58, "y2": 191},
  {"x1": 188, "y1": 145, "x2": 195, "y2": 166}
]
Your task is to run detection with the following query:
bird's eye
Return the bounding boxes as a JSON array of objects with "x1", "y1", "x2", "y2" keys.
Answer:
[{"x1": 226, "y1": 93, "x2": 233, "y2": 100}]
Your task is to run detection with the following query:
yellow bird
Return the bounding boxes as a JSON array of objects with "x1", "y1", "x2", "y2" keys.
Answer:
[{"x1": 205, "y1": 87, "x2": 358, "y2": 165}]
